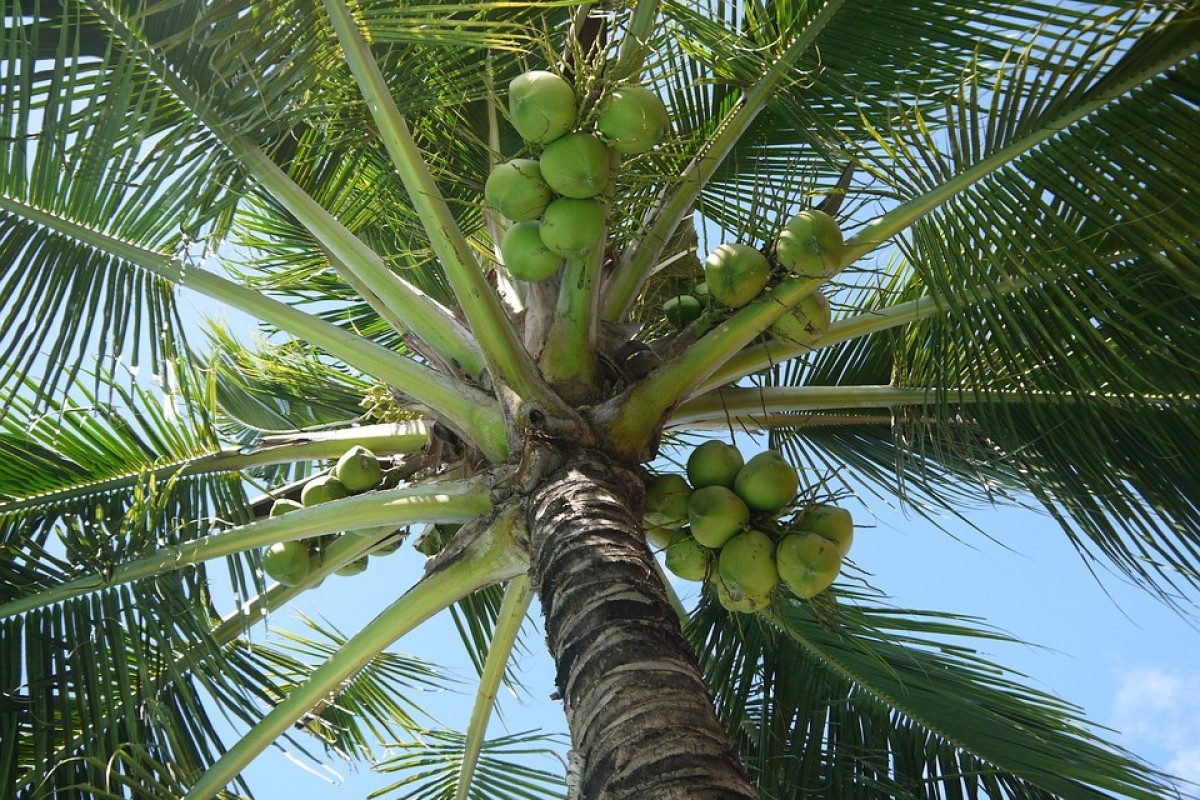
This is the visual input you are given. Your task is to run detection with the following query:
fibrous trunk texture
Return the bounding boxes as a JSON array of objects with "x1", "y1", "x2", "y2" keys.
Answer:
[{"x1": 529, "y1": 451, "x2": 757, "y2": 800}]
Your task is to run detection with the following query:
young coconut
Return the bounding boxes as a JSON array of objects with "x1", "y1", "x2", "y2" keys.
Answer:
[
  {"x1": 769, "y1": 290, "x2": 831, "y2": 347},
  {"x1": 733, "y1": 449, "x2": 799, "y2": 513},
  {"x1": 797, "y1": 503, "x2": 854, "y2": 558},
  {"x1": 688, "y1": 485, "x2": 750, "y2": 548},
  {"x1": 662, "y1": 294, "x2": 703, "y2": 328},
  {"x1": 714, "y1": 576, "x2": 770, "y2": 614},
  {"x1": 774, "y1": 209, "x2": 844, "y2": 278},
  {"x1": 687, "y1": 440, "x2": 744, "y2": 489},
  {"x1": 595, "y1": 84, "x2": 670, "y2": 154},
  {"x1": 539, "y1": 197, "x2": 605, "y2": 258},
  {"x1": 703, "y1": 243, "x2": 770, "y2": 308},
  {"x1": 539, "y1": 133, "x2": 613, "y2": 199},
  {"x1": 508, "y1": 70, "x2": 576, "y2": 144},
  {"x1": 334, "y1": 445, "x2": 382, "y2": 494},
  {"x1": 776, "y1": 532, "x2": 841, "y2": 599},
  {"x1": 301, "y1": 474, "x2": 348, "y2": 506},
  {"x1": 664, "y1": 531, "x2": 714, "y2": 582},
  {"x1": 500, "y1": 221, "x2": 564, "y2": 282},
  {"x1": 263, "y1": 541, "x2": 312, "y2": 587},
  {"x1": 717, "y1": 528, "x2": 779, "y2": 602},
  {"x1": 484, "y1": 159, "x2": 553, "y2": 222},
  {"x1": 270, "y1": 498, "x2": 304, "y2": 517},
  {"x1": 335, "y1": 555, "x2": 370, "y2": 577},
  {"x1": 644, "y1": 473, "x2": 692, "y2": 529}
]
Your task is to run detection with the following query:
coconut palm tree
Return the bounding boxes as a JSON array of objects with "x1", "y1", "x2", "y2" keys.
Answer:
[{"x1": 2, "y1": 0, "x2": 1198, "y2": 797}]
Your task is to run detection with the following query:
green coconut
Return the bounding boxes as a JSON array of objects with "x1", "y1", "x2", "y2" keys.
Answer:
[
  {"x1": 714, "y1": 576, "x2": 771, "y2": 614},
  {"x1": 664, "y1": 531, "x2": 713, "y2": 582},
  {"x1": 500, "y1": 221, "x2": 564, "y2": 282},
  {"x1": 539, "y1": 197, "x2": 605, "y2": 258},
  {"x1": 263, "y1": 541, "x2": 311, "y2": 586},
  {"x1": 703, "y1": 243, "x2": 771, "y2": 308},
  {"x1": 484, "y1": 159, "x2": 553, "y2": 222},
  {"x1": 774, "y1": 209, "x2": 844, "y2": 278},
  {"x1": 334, "y1": 445, "x2": 382, "y2": 494},
  {"x1": 688, "y1": 485, "x2": 750, "y2": 548},
  {"x1": 719, "y1": 529, "x2": 779, "y2": 597},
  {"x1": 645, "y1": 524, "x2": 678, "y2": 551},
  {"x1": 539, "y1": 133, "x2": 612, "y2": 199},
  {"x1": 335, "y1": 555, "x2": 370, "y2": 577},
  {"x1": 270, "y1": 498, "x2": 304, "y2": 517},
  {"x1": 797, "y1": 504, "x2": 854, "y2": 558},
  {"x1": 373, "y1": 531, "x2": 405, "y2": 555},
  {"x1": 663, "y1": 294, "x2": 702, "y2": 328},
  {"x1": 508, "y1": 70, "x2": 576, "y2": 144},
  {"x1": 776, "y1": 532, "x2": 841, "y2": 599},
  {"x1": 770, "y1": 290, "x2": 831, "y2": 347},
  {"x1": 644, "y1": 473, "x2": 692, "y2": 528},
  {"x1": 687, "y1": 440, "x2": 744, "y2": 489},
  {"x1": 693, "y1": 281, "x2": 712, "y2": 307},
  {"x1": 595, "y1": 84, "x2": 670, "y2": 154},
  {"x1": 301, "y1": 474, "x2": 348, "y2": 506},
  {"x1": 733, "y1": 449, "x2": 798, "y2": 513}
]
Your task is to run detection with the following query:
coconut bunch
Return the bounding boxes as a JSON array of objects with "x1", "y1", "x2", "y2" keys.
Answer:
[
  {"x1": 262, "y1": 445, "x2": 399, "y2": 586},
  {"x1": 487, "y1": 70, "x2": 671, "y2": 281},
  {"x1": 644, "y1": 441, "x2": 854, "y2": 613},
  {"x1": 658, "y1": 209, "x2": 843, "y2": 347}
]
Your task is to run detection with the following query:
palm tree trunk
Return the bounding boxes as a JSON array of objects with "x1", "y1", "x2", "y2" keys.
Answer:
[{"x1": 528, "y1": 451, "x2": 756, "y2": 800}]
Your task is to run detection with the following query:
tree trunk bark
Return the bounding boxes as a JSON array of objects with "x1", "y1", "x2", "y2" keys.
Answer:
[{"x1": 528, "y1": 450, "x2": 757, "y2": 800}]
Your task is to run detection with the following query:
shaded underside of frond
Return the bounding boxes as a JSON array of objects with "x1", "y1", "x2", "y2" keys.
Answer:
[
  {"x1": 760, "y1": 6, "x2": 1200, "y2": 593},
  {"x1": 690, "y1": 591, "x2": 1177, "y2": 800}
]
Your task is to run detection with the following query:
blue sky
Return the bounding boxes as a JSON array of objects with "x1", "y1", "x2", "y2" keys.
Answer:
[{"x1": 221, "y1": 478, "x2": 1200, "y2": 799}]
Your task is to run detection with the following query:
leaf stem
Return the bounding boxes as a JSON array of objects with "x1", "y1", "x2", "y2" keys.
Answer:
[
  {"x1": 83, "y1": 0, "x2": 486, "y2": 377},
  {"x1": 670, "y1": 384, "x2": 1197, "y2": 428},
  {"x1": 323, "y1": 0, "x2": 569, "y2": 417},
  {"x1": 454, "y1": 574, "x2": 534, "y2": 800},
  {"x1": 0, "y1": 421, "x2": 430, "y2": 516},
  {"x1": 601, "y1": 0, "x2": 848, "y2": 320},
  {"x1": 0, "y1": 194, "x2": 508, "y2": 461},
  {"x1": 183, "y1": 512, "x2": 529, "y2": 800},
  {"x1": 599, "y1": 277, "x2": 823, "y2": 457},
  {"x1": 0, "y1": 477, "x2": 492, "y2": 621}
]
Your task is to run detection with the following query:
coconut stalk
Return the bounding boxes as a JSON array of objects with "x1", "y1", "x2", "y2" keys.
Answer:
[
  {"x1": 598, "y1": 277, "x2": 824, "y2": 459},
  {"x1": 528, "y1": 451, "x2": 757, "y2": 799}
]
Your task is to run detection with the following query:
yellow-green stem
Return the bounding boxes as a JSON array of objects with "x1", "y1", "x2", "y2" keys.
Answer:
[
  {"x1": 323, "y1": 0, "x2": 567, "y2": 418},
  {"x1": 454, "y1": 575, "x2": 534, "y2": 800},
  {"x1": 183, "y1": 518, "x2": 528, "y2": 800},
  {"x1": 0, "y1": 478, "x2": 492, "y2": 621}
]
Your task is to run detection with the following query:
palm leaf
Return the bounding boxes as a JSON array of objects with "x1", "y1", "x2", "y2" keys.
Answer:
[
  {"x1": 371, "y1": 729, "x2": 567, "y2": 800},
  {"x1": 689, "y1": 588, "x2": 1178, "y2": 799}
]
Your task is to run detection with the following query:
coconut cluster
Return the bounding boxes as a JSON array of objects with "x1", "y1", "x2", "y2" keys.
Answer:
[
  {"x1": 262, "y1": 445, "x2": 400, "y2": 586},
  {"x1": 645, "y1": 442, "x2": 854, "y2": 613},
  {"x1": 489, "y1": 70, "x2": 670, "y2": 282},
  {"x1": 658, "y1": 209, "x2": 843, "y2": 349}
]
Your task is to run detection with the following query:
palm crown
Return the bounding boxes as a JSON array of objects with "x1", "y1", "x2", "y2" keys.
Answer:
[{"x1": 1, "y1": 0, "x2": 1198, "y2": 798}]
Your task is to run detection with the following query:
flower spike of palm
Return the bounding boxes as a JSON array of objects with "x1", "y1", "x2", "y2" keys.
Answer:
[{"x1": 1, "y1": 1, "x2": 1198, "y2": 798}]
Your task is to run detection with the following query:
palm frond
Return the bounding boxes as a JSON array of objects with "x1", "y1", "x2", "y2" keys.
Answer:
[
  {"x1": 689, "y1": 588, "x2": 1179, "y2": 800},
  {"x1": 371, "y1": 729, "x2": 567, "y2": 800},
  {"x1": 0, "y1": 370, "x2": 255, "y2": 604}
]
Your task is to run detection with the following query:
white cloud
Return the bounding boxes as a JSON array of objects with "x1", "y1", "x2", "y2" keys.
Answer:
[{"x1": 1111, "y1": 665, "x2": 1200, "y2": 795}]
